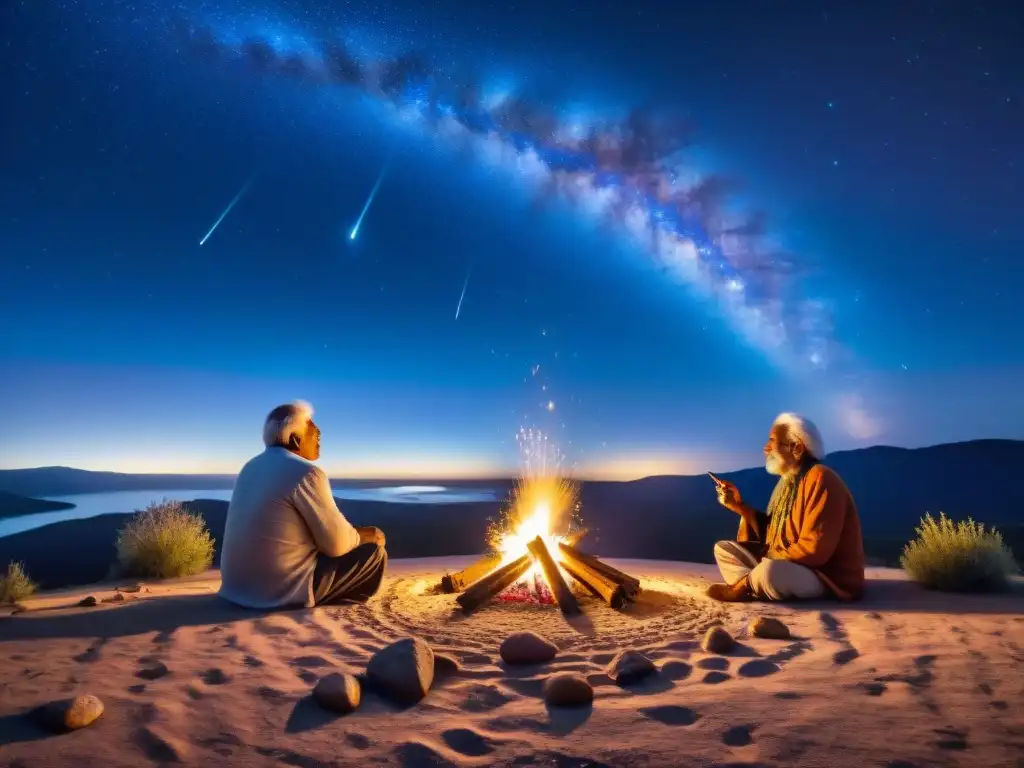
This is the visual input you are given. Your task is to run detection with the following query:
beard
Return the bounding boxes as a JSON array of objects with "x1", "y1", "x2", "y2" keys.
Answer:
[{"x1": 765, "y1": 452, "x2": 786, "y2": 476}]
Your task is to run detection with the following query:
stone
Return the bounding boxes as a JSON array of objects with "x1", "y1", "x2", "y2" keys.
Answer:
[
  {"x1": 543, "y1": 673, "x2": 593, "y2": 707},
  {"x1": 607, "y1": 650, "x2": 656, "y2": 686},
  {"x1": 701, "y1": 625, "x2": 735, "y2": 654},
  {"x1": 78, "y1": 596, "x2": 98, "y2": 607},
  {"x1": 499, "y1": 631, "x2": 558, "y2": 665},
  {"x1": 102, "y1": 592, "x2": 127, "y2": 604},
  {"x1": 749, "y1": 617, "x2": 791, "y2": 640},
  {"x1": 36, "y1": 695, "x2": 104, "y2": 732},
  {"x1": 312, "y1": 672, "x2": 361, "y2": 714},
  {"x1": 433, "y1": 654, "x2": 460, "y2": 680},
  {"x1": 366, "y1": 637, "x2": 434, "y2": 705}
]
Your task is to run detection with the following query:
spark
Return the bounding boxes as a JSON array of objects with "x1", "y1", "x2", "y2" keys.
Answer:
[
  {"x1": 349, "y1": 153, "x2": 394, "y2": 241},
  {"x1": 199, "y1": 175, "x2": 255, "y2": 246},
  {"x1": 454, "y1": 265, "x2": 473, "y2": 320}
]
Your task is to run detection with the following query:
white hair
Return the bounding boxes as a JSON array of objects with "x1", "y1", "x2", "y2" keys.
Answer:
[
  {"x1": 262, "y1": 400, "x2": 314, "y2": 447},
  {"x1": 772, "y1": 412, "x2": 825, "y2": 460}
]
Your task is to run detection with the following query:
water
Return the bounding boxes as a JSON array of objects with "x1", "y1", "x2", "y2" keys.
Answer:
[{"x1": 0, "y1": 484, "x2": 501, "y2": 539}]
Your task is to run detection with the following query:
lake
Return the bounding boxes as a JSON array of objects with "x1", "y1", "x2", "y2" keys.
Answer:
[{"x1": 0, "y1": 485, "x2": 502, "y2": 539}]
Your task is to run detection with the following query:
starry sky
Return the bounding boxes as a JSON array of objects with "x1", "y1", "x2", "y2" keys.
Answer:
[{"x1": 2, "y1": 0, "x2": 1022, "y2": 479}]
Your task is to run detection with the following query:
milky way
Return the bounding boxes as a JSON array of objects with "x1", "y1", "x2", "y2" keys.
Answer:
[{"x1": 164, "y1": 11, "x2": 841, "y2": 378}]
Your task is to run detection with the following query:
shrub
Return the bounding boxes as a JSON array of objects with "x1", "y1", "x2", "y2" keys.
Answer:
[
  {"x1": 116, "y1": 499, "x2": 215, "y2": 579},
  {"x1": 1, "y1": 561, "x2": 37, "y2": 604},
  {"x1": 901, "y1": 512, "x2": 1018, "y2": 592}
]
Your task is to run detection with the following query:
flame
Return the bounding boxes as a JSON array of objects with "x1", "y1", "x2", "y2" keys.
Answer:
[{"x1": 491, "y1": 475, "x2": 579, "y2": 584}]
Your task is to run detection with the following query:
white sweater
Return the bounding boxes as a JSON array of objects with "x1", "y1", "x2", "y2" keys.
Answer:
[{"x1": 219, "y1": 447, "x2": 361, "y2": 609}]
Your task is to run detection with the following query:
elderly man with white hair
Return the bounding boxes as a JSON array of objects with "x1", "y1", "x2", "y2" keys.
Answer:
[
  {"x1": 219, "y1": 401, "x2": 387, "y2": 609},
  {"x1": 706, "y1": 412, "x2": 865, "y2": 603}
]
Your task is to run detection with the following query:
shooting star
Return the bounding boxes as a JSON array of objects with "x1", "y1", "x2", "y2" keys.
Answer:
[
  {"x1": 349, "y1": 154, "x2": 394, "y2": 241},
  {"x1": 199, "y1": 176, "x2": 255, "y2": 246},
  {"x1": 454, "y1": 265, "x2": 473, "y2": 320}
]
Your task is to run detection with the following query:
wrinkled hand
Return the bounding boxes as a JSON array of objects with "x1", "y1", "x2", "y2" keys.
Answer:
[
  {"x1": 714, "y1": 480, "x2": 743, "y2": 513},
  {"x1": 357, "y1": 526, "x2": 386, "y2": 547}
]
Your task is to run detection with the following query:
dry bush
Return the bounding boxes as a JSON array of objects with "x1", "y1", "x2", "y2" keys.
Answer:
[
  {"x1": 901, "y1": 512, "x2": 1018, "y2": 592},
  {"x1": 116, "y1": 499, "x2": 215, "y2": 579},
  {"x1": 0, "y1": 561, "x2": 37, "y2": 604}
]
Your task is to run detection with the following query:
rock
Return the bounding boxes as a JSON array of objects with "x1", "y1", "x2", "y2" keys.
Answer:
[
  {"x1": 117, "y1": 583, "x2": 143, "y2": 593},
  {"x1": 749, "y1": 617, "x2": 791, "y2": 640},
  {"x1": 702, "y1": 625, "x2": 735, "y2": 654},
  {"x1": 499, "y1": 631, "x2": 558, "y2": 665},
  {"x1": 102, "y1": 592, "x2": 127, "y2": 604},
  {"x1": 78, "y1": 596, "x2": 98, "y2": 607},
  {"x1": 543, "y1": 673, "x2": 593, "y2": 707},
  {"x1": 312, "y1": 672, "x2": 361, "y2": 714},
  {"x1": 607, "y1": 650, "x2": 656, "y2": 686},
  {"x1": 36, "y1": 695, "x2": 104, "y2": 732},
  {"x1": 433, "y1": 654, "x2": 460, "y2": 680},
  {"x1": 366, "y1": 637, "x2": 434, "y2": 705}
]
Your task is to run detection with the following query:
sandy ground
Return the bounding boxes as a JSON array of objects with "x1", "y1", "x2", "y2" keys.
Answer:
[{"x1": 1, "y1": 558, "x2": 1022, "y2": 768}]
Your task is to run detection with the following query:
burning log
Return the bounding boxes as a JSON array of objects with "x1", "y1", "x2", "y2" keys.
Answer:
[
  {"x1": 558, "y1": 546, "x2": 629, "y2": 610},
  {"x1": 558, "y1": 543, "x2": 641, "y2": 598},
  {"x1": 456, "y1": 554, "x2": 533, "y2": 614},
  {"x1": 526, "y1": 536, "x2": 580, "y2": 616},
  {"x1": 440, "y1": 553, "x2": 503, "y2": 594}
]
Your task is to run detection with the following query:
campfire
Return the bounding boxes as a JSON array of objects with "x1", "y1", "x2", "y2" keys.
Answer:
[{"x1": 439, "y1": 462, "x2": 641, "y2": 615}]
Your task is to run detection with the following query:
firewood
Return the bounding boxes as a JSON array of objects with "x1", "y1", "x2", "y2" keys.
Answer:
[
  {"x1": 527, "y1": 536, "x2": 580, "y2": 616},
  {"x1": 558, "y1": 546, "x2": 629, "y2": 610},
  {"x1": 456, "y1": 554, "x2": 532, "y2": 613},
  {"x1": 440, "y1": 553, "x2": 503, "y2": 593},
  {"x1": 558, "y1": 543, "x2": 641, "y2": 596}
]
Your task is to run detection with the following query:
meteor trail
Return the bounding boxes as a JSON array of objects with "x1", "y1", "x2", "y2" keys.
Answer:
[
  {"x1": 199, "y1": 176, "x2": 255, "y2": 246},
  {"x1": 349, "y1": 155, "x2": 393, "y2": 241},
  {"x1": 454, "y1": 266, "x2": 473, "y2": 320}
]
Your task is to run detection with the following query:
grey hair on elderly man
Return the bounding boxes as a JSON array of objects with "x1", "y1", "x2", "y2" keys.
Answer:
[{"x1": 219, "y1": 401, "x2": 388, "y2": 609}]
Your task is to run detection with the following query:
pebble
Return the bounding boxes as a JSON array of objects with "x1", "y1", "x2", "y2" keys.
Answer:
[
  {"x1": 499, "y1": 631, "x2": 558, "y2": 665},
  {"x1": 749, "y1": 617, "x2": 791, "y2": 640},
  {"x1": 312, "y1": 672, "x2": 361, "y2": 714},
  {"x1": 607, "y1": 650, "x2": 656, "y2": 685},
  {"x1": 36, "y1": 695, "x2": 104, "y2": 732},
  {"x1": 78, "y1": 596, "x2": 98, "y2": 607},
  {"x1": 702, "y1": 625, "x2": 735, "y2": 654},
  {"x1": 366, "y1": 637, "x2": 434, "y2": 705},
  {"x1": 543, "y1": 673, "x2": 594, "y2": 707}
]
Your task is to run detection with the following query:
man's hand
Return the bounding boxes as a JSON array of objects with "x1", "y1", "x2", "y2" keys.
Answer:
[
  {"x1": 357, "y1": 526, "x2": 386, "y2": 547},
  {"x1": 714, "y1": 479, "x2": 744, "y2": 514}
]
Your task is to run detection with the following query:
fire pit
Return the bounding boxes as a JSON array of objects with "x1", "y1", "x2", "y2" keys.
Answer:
[{"x1": 438, "y1": 446, "x2": 641, "y2": 615}]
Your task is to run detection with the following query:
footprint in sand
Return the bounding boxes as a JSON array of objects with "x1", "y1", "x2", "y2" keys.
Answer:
[
  {"x1": 392, "y1": 742, "x2": 457, "y2": 767},
  {"x1": 738, "y1": 659, "x2": 779, "y2": 678},
  {"x1": 934, "y1": 727, "x2": 969, "y2": 751},
  {"x1": 346, "y1": 733, "x2": 371, "y2": 750},
  {"x1": 858, "y1": 682, "x2": 887, "y2": 696},
  {"x1": 291, "y1": 655, "x2": 333, "y2": 668},
  {"x1": 659, "y1": 661, "x2": 693, "y2": 681},
  {"x1": 243, "y1": 655, "x2": 265, "y2": 668},
  {"x1": 73, "y1": 639, "x2": 107, "y2": 664},
  {"x1": 833, "y1": 647, "x2": 861, "y2": 666},
  {"x1": 722, "y1": 724, "x2": 756, "y2": 747},
  {"x1": 441, "y1": 728, "x2": 497, "y2": 757},
  {"x1": 640, "y1": 705, "x2": 700, "y2": 726},
  {"x1": 201, "y1": 668, "x2": 230, "y2": 685},
  {"x1": 702, "y1": 671, "x2": 731, "y2": 684},
  {"x1": 137, "y1": 661, "x2": 170, "y2": 680},
  {"x1": 459, "y1": 684, "x2": 515, "y2": 713},
  {"x1": 697, "y1": 657, "x2": 730, "y2": 671}
]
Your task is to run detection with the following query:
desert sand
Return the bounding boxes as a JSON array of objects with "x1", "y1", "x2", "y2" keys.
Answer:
[{"x1": 1, "y1": 558, "x2": 1022, "y2": 767}]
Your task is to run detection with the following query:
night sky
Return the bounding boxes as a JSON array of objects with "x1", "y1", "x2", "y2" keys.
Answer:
[{"x1": 2, "y1": 1, "x2": 1022, "y2": 479}]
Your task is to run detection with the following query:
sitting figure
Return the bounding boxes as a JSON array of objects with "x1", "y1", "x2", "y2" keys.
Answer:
[
  {"x1": 220, "y1": 401, "x2": 387, "y2": 609},
  {"x1": 706, "y1": 412, "x2": 865, "y2": 603}
]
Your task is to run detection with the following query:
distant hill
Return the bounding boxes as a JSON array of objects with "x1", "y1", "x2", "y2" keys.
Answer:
[{"x1": 0, "y1": 490, "x2": 76, "y2": 518}]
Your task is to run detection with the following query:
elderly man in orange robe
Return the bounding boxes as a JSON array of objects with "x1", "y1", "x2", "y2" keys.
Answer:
[{"x1": 706, "y1": 413, "x2": 865, "y2": 603}]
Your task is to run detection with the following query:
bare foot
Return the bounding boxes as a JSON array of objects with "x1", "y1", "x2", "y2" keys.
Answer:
[{"x1": 705, "y1": 582, "x2": 753, "y2": 603}]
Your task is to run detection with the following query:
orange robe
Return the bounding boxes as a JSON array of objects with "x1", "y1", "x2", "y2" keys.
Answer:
[{"x1": 737, "y1": 464, "x2": 866, "y2": 600}]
